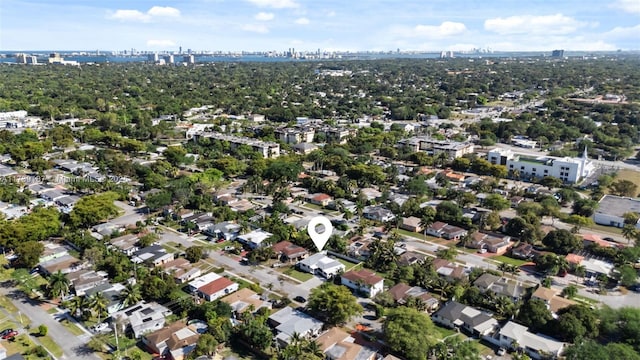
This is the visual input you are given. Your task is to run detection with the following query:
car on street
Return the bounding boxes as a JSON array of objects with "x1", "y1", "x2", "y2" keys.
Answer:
[
  {"x1": 293, "y1": 296, "x2": 307, "y2": 303},
  {"x1": 1, "y1": 329, "x2": 17, "y2": 339}
]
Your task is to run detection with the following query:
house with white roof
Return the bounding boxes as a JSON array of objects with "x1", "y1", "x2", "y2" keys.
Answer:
[
  {"x1": 237, "y1": 229, "x2": 273, "y2": 249},
  {"x1": 498, "y1": 321, "x2": 564, "y2": 359},
  {"x1": 297, "y1": 252, "x2": 345, "y2": 279},
  {"x1": 113, "y1": 302, "x2": 173, "y2": 339}
]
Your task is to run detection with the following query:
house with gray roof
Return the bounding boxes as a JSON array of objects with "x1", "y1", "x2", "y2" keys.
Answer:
[
  {"x1": 268, "y1": 307, "x2": 324, "y2": 347},
  {"x1": 594, "y1": 194, "x2": 640, "y2": 228},
  {"x1": 432, "y1": 301, "x2": 498, "y2": 337},
  {"x1": 113, "y1": 302, "x2": 173, "y2": 339},
  {"x1": 473, "y1": 273, "x2": 531, "y2": 302}
]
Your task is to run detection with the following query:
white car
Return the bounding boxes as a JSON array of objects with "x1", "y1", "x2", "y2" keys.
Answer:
[{"x1": 93, "y1": 323, "x2": 109, "y2": 332}]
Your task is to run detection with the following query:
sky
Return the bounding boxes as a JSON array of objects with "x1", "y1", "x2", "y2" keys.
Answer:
[{"x1": 1, "y1": 0, "x2": 639, "y2": 52}]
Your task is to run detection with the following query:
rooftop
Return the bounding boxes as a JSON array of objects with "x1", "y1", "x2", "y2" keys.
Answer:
[{"x1": 596, "y1": 195, "x2": 640, "y2": 218}]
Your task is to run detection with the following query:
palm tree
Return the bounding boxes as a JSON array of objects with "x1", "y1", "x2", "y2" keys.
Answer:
[
  {"x1": 67, "y1": 296, "x2": 87, "y2": 319},
  {"x1": 304, "y1": 340, "x2": 324, "y2": 358},
  {"x1": 622, "y1": 224, "x2": 637, "y2": 245},
  {"x1": 420, "y1": 215, "x2": 434, "y2": 240},
  {"x1": 119, "y1": 283, "x2": 142, "y2": 307},
  {"x1": 89, "y1": 292, "x2": 109, "y2": 323},
  {"x1": 574, "y1": 265, "x2": 586, "y2": 285},
  {"x1": 47, "y1": 270, "x2": 70, "y2": 300},
  {"x1": 497, "y1": 263, "x2": 510, "y2": 277}
]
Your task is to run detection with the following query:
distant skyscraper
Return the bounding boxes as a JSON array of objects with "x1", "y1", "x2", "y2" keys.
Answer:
[
  {"x1": 163, "y1": 55, "x2": 174, "y2": 64},
  {"x1": 552, "y1": 49, "x2": 564, "y2": 58},
  {"x1": 179, "y1": 46, "x2": 182, "y2": 54},
  {"x1": 148, "y1": 53, "x2": 159, "y2": 62}
]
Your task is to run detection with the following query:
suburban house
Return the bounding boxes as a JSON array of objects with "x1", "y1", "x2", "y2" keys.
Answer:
[
  {"x1": 432, "y1": 301, "x2": 499, "y2": 337},
  {"x1": 113, "y1": 302, "x2": 173, "y2": 339},
  {"x1": 131, "y1": 245, "x2": 174, "y2": 267},
  {"x1": 268, "y1": 307, "x2": 324, "y2": 347},
  {"x1": 440, "y1": 225, "x2": 468, "y2": 241},
  {"x1": 347, "y1": 237, "x2": 374, "y2": 260},
  {"x1": 398, "y1": 251, "x2": 427, "y2": 266},
  {"x1": 432, "y1": 258, "x2": 466, "y2": 282},
  {"x1": 400, "y1": 216, "x2": 422, "y2": 233},
  {"x1": 531, "y1": 286, "x2": 576, "y2": 315},
  {"x1": 203, "y1": 221, "x2": 241, "y2": 240},
  {"x1": 468, "y1": 232, "x2": 511, "y2": 253},
  {"x1": 511, "y1": 243, "x2": 535, "y2": 260},
  {"x1": 92, "y1": 222, "x2": 125, "y2": 239},
  {"x1": 581, "y1": 258, "x2": 614, "y2": 282},
  {"x1": 388, "y1": 283, "x2": 439, "y2": 312},
  {"x1": 363, "y1": 206, "x2": 395, "y2": 222},
  {"x1": 510, "y1": 196, "x2": 525, "y2": 208},
  {"x1": 237, "y1": 229, "x2": 273, "y2": 249},
  {"x1": 473, "y1": 273, "x2": 530, "y2": 302},
  {"x1": 68, "y1": 270, "x2": 109, "y2": 297},
  {"x1": 497, "y1": 321, "x2": 565, "y2": 360},
  {"x1": 38, "y1": 254, "x2": 85, "y2": 275},
  {"x1": 159, "y1": 258, "x2": 202, "y2": 284},
  {"x1": 582, "y1": 233, "x2": 617, "y2": 248},
  {"x1": 308, "y1": 193, "x2": 333, "y2": 207},
  {"x1": 340, "y1": 269, "x2": 384, "y2": 298},
  {"x1": 221, "y1": 288, "x2": 271, "y2": 316},
  {"x1": 316, "y1": 327, "x2": 377, "y2": 360},
  {"x1": 85, "y1": 283, "x2": 126, "y2": 314},
  {"x1": 109, "y1": 234, "x2": 140, "y2": 256},
  {"x1": 426, "y1": 221, "x2": 448, "y2": 237},
  {"x1": 187, "y1": 273, "x2": 239, "y2": 301},
  {"x1": 142, "y1": 321, "x2": 200, "y2": 360},
  {"x1": 39, "y1": 242, "x2": 69, "y2": 263},
  {"x1": 297, "y1": 252, "x2": 345, "y2": 279},
  {"x1": 271, "y1": 241, "x2": 309, "y2": 262}
]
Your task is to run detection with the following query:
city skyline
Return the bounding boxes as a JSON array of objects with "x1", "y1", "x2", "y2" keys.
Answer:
[{"x1": 1, "y1": 0, "x2": 639, "y2": 52}]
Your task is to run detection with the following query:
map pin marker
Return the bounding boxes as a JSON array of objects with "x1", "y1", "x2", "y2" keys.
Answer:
[{"x1": 307, "y1": 216, "x2": 333, "y2": 251}]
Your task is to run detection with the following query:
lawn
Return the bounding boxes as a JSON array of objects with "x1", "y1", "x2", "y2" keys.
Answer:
[
  {"x1": 395, "y1": 228, "x2": 442, "y2": 243},
  {"x1": 573, "y1": 294, "x2": 599, "y2": 305},
  {"x1": 59, "y1": 318, "x2": 85, "y2": 336},
  {"x1": 434, "y1": 324, "x2": 458, "y2": 339},
  {"x1": 612, "y1": 169, "x2": 640, "y2": 191},
  {"x1": 2, "y1": 333, "x2": 36, "y2": 358},
  {"x1": 0, "y1": 295, "x2": 20, "y2": 314},
  {"x1": 31, "y1": 331, "x2": 64, "y2": 358},
  {"x1": 336, "y1": 258, "x2": 360, "y2": 271},
  {"x1": 489, "y1": 255, "x2": 529, "y2": 267},
  {"x1": 280, "y1": 267, "x2": 313, "y2": 282}
]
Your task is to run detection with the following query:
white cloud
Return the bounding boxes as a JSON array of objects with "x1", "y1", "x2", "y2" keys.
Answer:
[
  {"x1": 246, "y1": 0, "x2": 299, "y2": 9},
  {"x1": 242, "y1": 24, "x2": 270, "y2": 33},
  {"x1": 414, "y1": 22, "x2": 467, "y2": 37},
  {"x1": 109, "y1": 6, "x2": 181, "y2": 22},
  {"x1": 295, "y1": 17, "x2": 310, "y2": 25},
  {"x1": 326, "y1": 10, "x2": 336, "y2": 17},
  {"x1": 484, "y1": 14, "x2": 586, "y2": 35},
  {"x1": 147, "y1": 6, "x2": 181, "y2": 17},
  {"x1": 255, "y1": 12, "x2": 275, "y2": 21},
  {"x1": 146, "y1": 39, "x2": 176, "y2": 47},
  {"x1": 110, "y1": 10, "x2": 150, "y2": 22},
  {"x1": 612, "y1": 0, "x2": 640, "y2": 14},
  {"x1": 604, "y1": 24, "x2": 640, "y2": 39}
]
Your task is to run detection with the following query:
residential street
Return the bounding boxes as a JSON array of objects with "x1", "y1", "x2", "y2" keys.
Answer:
[{"x1": 0, "y1": 286, "x2": 99, "y2": 360}]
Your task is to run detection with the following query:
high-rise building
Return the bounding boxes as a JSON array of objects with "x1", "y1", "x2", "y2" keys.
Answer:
[
  {"x1": 148, "y1": 53, "x2": 159, "y2": 62},
  {"x1": 551, "y1": 49, "x2": 564, "y2": 58},
  {"x1": 183, "y1": 55, "x2": 195, "y2": 64}
]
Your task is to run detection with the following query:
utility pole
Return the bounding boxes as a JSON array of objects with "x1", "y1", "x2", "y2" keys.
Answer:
[{"x1": 113, "y1": 323, "x2": 120, "y2": 360}]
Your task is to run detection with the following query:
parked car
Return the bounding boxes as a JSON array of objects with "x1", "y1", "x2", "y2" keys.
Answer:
[
  {"x1": 1, "y1": 329, "x2": 17, "y2": 339},
  {"x1": 496, "y1": 348, "x2": 506, "y2": 356},
  {"x1": 293, "y1": 296, "x2": 307, "y2": 303},
  {"x1": 92, "y1": 323, "x2": 109, "y2": 332}
]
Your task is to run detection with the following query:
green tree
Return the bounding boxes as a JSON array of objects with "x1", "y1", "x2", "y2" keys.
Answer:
[
  {"x1": 383, "y1": 307, "x2": 438, "y2": 360},
  {"x1": 89, "y1": 292, "x2": 109, "y2": 323},
  {"x1": 14, "y1": 241, "x2": 44, "y2": 269},
  {"x1": 193, "y1": 333, "x2": 218, "y2": 357},
  {"x1": 68, "y1": 192, "x2": 119, "y2": 228},
  {"x1": 47, "y1": 270, "x2": 70, "y2": 300},
  {"x1": 483, "y1": 194, "x2": 511, "y2": 211},
  {"x1": 118, "y1": 283, "x2": 142, "y2": 307},
  {"x1": 516, "y1": 298, "x2": 553, "y2": 332},
  {"x1": 561, "y1": 285, "x2": 578, "y2": 299},
  {"x1": 609, "y1": 180, "x2": 638, "y2": 197},
  {"x1": 185, "y1": 246, "x2": 205, "y2": 263},
  {"x1": 616, "y1": 264, "x2": 638, "y2": 287},
  {"x1": 542, "y1": 229, "x2": 582, "y2": 255},
  {"x1": 38, "y1": 324, "x2": 48, "y2": 337},
  {"x1": 307, "y1": 283, "x2": 362, "y2": 326}
]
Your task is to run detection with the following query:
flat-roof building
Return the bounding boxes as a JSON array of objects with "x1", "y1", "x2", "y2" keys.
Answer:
[{"x1": 594, "y1": 194, "x2": 640, "y2": 228}]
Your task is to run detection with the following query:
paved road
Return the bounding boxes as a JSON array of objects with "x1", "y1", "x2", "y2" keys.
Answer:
[
  {"x1": 111, "y1": 201, "x2": 145, "y2": 227},
  {"x1": 0, "y1": 287, "x2": 99, "y2": 360}
]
